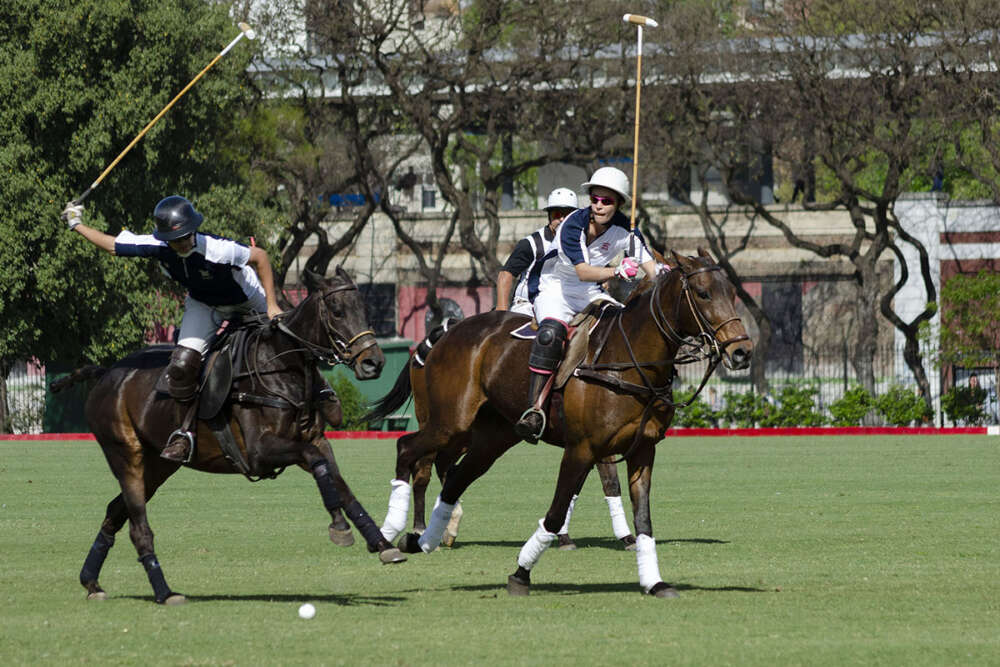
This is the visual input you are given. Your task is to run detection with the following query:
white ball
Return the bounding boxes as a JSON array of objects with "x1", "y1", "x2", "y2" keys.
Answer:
[{"x1": 298, "y1": 603, "x2": 316, "y2": 619}]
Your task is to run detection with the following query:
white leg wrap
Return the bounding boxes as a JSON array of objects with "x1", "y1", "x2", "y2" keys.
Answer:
[
  {"x1": 558, "y1": 494, "x2": 578, "y2": 535},
  {"x1": 417, "y1": 496, "x2": 455, "y2": 553},
  {"x1": 635, "y1": 534, "x2": 663, "y2": 593},
  {"x1": 517, "y1": 518, "x2": 557, "y2": 570},
  {"x1": 605, "y1": 495, "x2": 631, "y2": 539},
  {"x1": 380, "y1": 479, "x2": 411, "y2": 542}
]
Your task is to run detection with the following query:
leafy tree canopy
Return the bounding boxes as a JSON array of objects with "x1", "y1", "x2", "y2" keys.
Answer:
[{"x1": 0, "y1": 0, "x2": 277, "y2": 368}]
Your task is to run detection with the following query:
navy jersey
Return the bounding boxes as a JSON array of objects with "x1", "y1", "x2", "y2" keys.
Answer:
[
  {"x1": 503, "y1": 225, "x2": 557, "y2": 303},
  {"x1": 114, "y1": 231, "x2": 265, "y2": 308}
]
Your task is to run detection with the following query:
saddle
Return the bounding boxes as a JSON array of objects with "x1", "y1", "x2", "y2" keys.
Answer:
[
  {"x1": 510, "y1": 300, "x2": 620, "y2": 390},
  {"x1": 150, "y1": 320, "x2": 268, "y2": 478}
]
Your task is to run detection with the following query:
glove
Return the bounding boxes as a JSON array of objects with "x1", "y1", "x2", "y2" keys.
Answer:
[
  {"x1": 614, "y1": 257, "x2": 639, "y2": 281},
  {"x1": 62, "y1": 202, "x2": 84, "y2": 230}
]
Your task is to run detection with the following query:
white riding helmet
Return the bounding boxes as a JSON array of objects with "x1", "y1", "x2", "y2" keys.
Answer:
[
  {"x1": 582, "y1": 166, "x2": 630, "y2": 203},
  {"x1": 544, "y1": 187, "x2": 579, "y2": 211}
]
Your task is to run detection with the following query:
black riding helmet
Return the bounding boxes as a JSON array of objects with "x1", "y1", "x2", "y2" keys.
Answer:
[{"x1": 152, "y1": 195, "x2": 204, "y2": 241}]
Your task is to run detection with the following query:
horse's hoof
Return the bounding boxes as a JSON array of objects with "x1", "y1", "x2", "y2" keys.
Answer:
[
  {"x1": 557, "y1": 534, "x2": 577, "y2": 551},
  {"x1": 378, "y1": 548, "x2": 408, "y2": 564},
  {"x1": 161, "y1": 593, "x2": 187, "y2": 606},
  {"x1": 507, "y1": 574, "x2": 531, "y2": 596},
  {"x1": 397, "y1": 533, "x2": 423, "y2": 554},
  {"x1": 647, "y1": 582, "x2": 679, "y2": 598},
  {"x1": 328, "y1": 525, "x2": 355, "y2": 547},
  {"x1": 86, "y1": 591, "x2": 108, "y2": 601},
  {"x1": 621, "y1": 535, "x2": 637, "y2": 551},
  {"x1": 441, "y1": 533, "x2": 456, "y2": 548}
]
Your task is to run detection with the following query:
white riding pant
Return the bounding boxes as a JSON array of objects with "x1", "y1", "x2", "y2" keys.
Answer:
[
  {"x1": 511, "y1": 298, "x2": 534, "y2": 316},
  {"x1": 176, "y1": 296, "x2": 262, "y2": 355},
  {"x1": 532, "y1": 281, "x2": 621, "y2": 324}
]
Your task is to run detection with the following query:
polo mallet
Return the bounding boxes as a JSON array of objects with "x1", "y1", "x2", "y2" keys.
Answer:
[
  {"x1": 622, "y1": 13, "x2": 657, "y2": 257},
  {"x1": 70, "y1": 22, "x2": 257, "y2": 205}
]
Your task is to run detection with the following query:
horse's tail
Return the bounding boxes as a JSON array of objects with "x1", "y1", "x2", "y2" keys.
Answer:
[
  {"x1": 362, "y1": 359, "x2": 414, "y2": 426},
  {"x1": 49, "y1": 365, "x2": 107, "y2": 394}
]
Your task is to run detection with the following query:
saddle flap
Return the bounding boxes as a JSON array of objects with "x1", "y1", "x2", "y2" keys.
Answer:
[
  {"x1": 198, "y1": 345, "x2": 233, "y2": 420},
  {"x1": 555, "y1": 316, "x2": 594, "y2": 390}
]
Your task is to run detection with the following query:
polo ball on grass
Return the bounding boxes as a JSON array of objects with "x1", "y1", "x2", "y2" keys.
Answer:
[{"x1": 298, "y1": 603, "x2": 316, "y2": 619}]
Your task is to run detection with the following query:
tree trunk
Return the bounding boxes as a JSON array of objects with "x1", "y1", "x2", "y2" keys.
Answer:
[{"x1": 0, "y1": 358, "x2": 11, "y2": 434}]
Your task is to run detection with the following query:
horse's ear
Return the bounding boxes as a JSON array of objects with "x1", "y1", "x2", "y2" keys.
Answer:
[
  {"x1": 670, "y1": 249, "x2": 690, "y2": 269},
  {"x1": 302, "y1": 269, "x2": 325, "y2": 292},
  {"x1": 697, "y1": 246, "x2": 714, "y2": 261}
]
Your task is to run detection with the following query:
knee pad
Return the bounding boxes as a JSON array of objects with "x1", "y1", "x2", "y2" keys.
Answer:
[
  {"x1": 166, "y1": 347, "x2": 202, "y2": 401},
  {"x1": 528, "y1": 319, "x2": 567, "y2": 372}
]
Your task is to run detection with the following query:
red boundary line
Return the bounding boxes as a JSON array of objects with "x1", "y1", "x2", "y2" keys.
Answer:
[{"x1": 1, "y1": 426, "x2": 989, "y2": 441}]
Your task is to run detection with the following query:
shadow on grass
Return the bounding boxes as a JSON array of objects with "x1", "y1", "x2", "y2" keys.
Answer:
[
  {"x1": 121, "y1": 592, "x2": 406, "y2": 607},
  {"x1": 450, "y1": 536, "x2": 730, "y2": 550},
  {"x1": 448, "y1": 581, "x2": 768, "y2": 595}
]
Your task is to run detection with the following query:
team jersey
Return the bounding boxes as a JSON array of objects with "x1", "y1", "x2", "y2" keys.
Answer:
[
  {"x1": 502, "y1": 224, "x2": 558, "y2": 304},
  {"x1": 527, "y1": 207, "x2": 652, "y2": 302},
  {"x1": 114, "y1": 231, "x2": 265, "y2": 308}
]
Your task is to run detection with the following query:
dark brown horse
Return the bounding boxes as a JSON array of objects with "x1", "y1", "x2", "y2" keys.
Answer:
[
  {"x1": 366, "y1": 249, "x2": 752, "y2": 597},
  {"x1": 52, "y1": 267, "x2": 405, "y2": 605}
]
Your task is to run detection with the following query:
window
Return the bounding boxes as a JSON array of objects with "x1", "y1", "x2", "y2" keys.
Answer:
[
  {"x1": 359, "y1": 283, "x2": 397, "y2": 338},
  {"x1": 762, "y1": 282, "x2": 802, "y2": 374},
  {"x1": 421, "y1": 188, "x2": 436, "y2": 209}
]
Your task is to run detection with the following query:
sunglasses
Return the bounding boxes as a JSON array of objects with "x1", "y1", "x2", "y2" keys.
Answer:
[{"x1": 590, "y1": 195, "x2": 617, "y2": 206}]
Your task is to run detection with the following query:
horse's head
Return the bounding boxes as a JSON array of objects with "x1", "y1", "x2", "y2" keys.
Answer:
[
  {"x1": 294, "y1": 267, "x2": 385, "y2": 380},
  {"x1": 661, "y1": 248, "x2": 753, "y2": 371}
]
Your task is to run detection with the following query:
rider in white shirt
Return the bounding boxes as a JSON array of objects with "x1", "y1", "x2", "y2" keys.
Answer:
[
  {"x1": 496, "y1": 188, "x2": 579, "y2": 315},
  {"x1": 514, "y1": 167, "x2": 658, "y2": 443},
  {"x1": 63, "y1": 196, "x2": 282, "y2": 461}
]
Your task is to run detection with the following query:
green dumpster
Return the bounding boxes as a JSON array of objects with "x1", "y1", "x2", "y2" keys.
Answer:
[{"x1": 321, "y1": 338, "x2": 414, "y2": 431}]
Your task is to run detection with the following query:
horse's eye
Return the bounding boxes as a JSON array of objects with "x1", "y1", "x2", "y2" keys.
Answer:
[{"x1": 697, "y1": 289, "x2": 710, "y2": 300}]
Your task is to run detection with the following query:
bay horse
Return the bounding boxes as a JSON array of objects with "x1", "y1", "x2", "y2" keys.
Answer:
[
  {"x1": 366, "y1": 249, "x2": 752, "y2": 597},
  {"x1": 51, "y1": 267, "x2": 405, "y2": 605}
]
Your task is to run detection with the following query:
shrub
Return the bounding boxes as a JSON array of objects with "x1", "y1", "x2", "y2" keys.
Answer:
[
  {"x1": 720, "y1": 391, "x2": 769, "y2": 428},
  {"x1": 670, "y1": 389, "x2": 717, "y2": 427},
  {"x1": 829, "y1": 385, "x2": 875, "y2": 426},
  {"x1": 941, "y1": 385, "x2": 989, "y2": 426},
  {"x1": 326, "y1": 374, "x2": 369, "y2": 430},
  {"x1": 760, "y1": 385, "x2": 826, "y2": 427},
  {"x1": 875, "y1": 384, "x2": 932, "y2": 426}
]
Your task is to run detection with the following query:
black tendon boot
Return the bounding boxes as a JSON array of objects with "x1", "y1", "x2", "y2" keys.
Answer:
[
  {"x1": 161, "y1": 346, "x2": 201, "y2": 462},
  {"x1": 514, "y1": 319, "x2": 567, "y2": 444}
]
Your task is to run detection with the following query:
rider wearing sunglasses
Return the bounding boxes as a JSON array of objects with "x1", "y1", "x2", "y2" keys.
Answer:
[
  {"x1": 63, "y1": 196, "x2": 283, "y2": 462},
  {"x1": 514, "y1": 167, "x2": 658, "y2": 443}
]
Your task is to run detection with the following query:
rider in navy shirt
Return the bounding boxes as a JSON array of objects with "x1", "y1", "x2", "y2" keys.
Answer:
[{"x1": 63, "y1": 196, "x2": 282, "y2": 462}]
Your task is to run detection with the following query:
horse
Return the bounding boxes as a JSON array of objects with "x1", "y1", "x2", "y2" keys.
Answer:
[
  {"x1": 51, "y1": 267, "x2": 406, "y2": 605},
  {"x1": 365, "y1": 249, "x2": 752, "y2": 597}
]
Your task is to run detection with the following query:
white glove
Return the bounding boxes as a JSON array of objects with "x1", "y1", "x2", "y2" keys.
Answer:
[
  {"x1": 614, "y1": 257, "x2": 639, "y2": 281},
  {"x1": 62, "y1": 202, "x2": 84, "y2": 230}
]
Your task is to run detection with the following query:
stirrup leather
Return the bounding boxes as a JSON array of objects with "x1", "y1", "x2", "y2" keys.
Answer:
[
  {"x1": 516, "y1": 406, "x2": 547, "y2": 441},
  {"x1": 164, "y1": 429, "x2": 196, "y2": 464}
]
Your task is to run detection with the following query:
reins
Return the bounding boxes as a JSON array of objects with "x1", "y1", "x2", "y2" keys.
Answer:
[{"x1": 572, "y1": 263, "x2": 747, "y2": 462}]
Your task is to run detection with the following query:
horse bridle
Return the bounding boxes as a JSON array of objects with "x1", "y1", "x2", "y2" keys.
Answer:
[
  {"x1": 650, "y1": 264, "x2": 750, "y2": 367},
  {"x1": 276, "y1": 278, "x2": 378, "y2": 367}
]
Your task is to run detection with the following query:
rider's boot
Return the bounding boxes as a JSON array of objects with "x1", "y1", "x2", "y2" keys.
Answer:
[
  {"x1": 515, "y1": 319, "x2": 567, "y2": 444},
  {"x1": 161, "y1": 346, "x2": 202, "y2": 463}
]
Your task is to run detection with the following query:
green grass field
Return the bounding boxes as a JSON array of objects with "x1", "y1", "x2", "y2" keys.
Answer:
[{"x1": 3, "y1": 435, "x2": 998, "y2": 665}]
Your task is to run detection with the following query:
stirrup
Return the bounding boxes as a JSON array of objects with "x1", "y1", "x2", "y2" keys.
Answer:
[
  {"x1": 163, "y1": 429, "x2": 195, "y2": 464},
  {"x1": 515, "y1": 407, "x2": 546, "y2": 444}
]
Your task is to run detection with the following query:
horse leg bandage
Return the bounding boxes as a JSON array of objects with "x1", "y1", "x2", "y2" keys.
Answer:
[
  {"x1": 380, "y1": 479, "x2": 411, "y2": 542},
  {"x1": 311, "y1": 461, "x2": 343, "y2": 512},
  {"x1": 517, "y1": 518, "x2": 557, "y2": 570},
  {"x1": 417, "y1": 496, "x2": 455, "y2": 553},
  {"x1": 139, "y1": 553, "x2": 173, "y2": 603},
  {"x1": 635, "y1": 534, "x2": 663, "y2": 593},
  {"x1": 558, "y1": 494, "x2": 578, "y2": 535},
  {"x1": 344, "y1": 500, "x2": 388, "y2": 551},
  {"x1": 606, "y1": 495, "x2": 632, "y2": 539},
  {"x1": 80, "y1": 531, "x2": 115, "y2": 586}
]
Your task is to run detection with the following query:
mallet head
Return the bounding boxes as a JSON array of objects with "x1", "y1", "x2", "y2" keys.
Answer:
[
  {"x1": 238, "y1": 22, "x2": 256, "y2": 41},
  {"x1": 623, "y1": 14, "x2": 658, "y2": 28}
]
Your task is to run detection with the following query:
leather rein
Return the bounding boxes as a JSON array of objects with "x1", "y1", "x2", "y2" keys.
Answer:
[{"x1": 572, "y1": 264, "x2": 750, "y2": 461}]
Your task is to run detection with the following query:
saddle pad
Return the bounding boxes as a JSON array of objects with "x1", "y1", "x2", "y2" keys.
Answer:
[{"x1": 198, "y1": 344, "x2": 233, "y2": 420}]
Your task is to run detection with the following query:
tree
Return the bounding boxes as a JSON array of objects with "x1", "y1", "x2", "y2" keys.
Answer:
[{"x1": 0, "y1": 0, "x2": 271, "y2": 430}]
